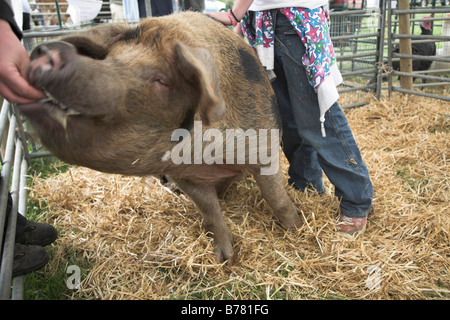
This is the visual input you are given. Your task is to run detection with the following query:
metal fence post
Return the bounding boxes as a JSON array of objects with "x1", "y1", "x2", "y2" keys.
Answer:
[{"x1": 376, "y1": 0, "x2": 386, "y2": 100}]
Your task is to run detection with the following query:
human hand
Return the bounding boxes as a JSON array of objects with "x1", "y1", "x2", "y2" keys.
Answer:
[
  {"x1": 0, "y1": 20, "x2": 44, "y2": 104},
  {"x1": 206, "y1": 12, "x2": 243, "y2": 36},
  {"x1": 234, "y1": 22, "x2": 243, "y2": 36},
  {"x1": 206, "y1": 11, "x2": 232, "y2": 26}
]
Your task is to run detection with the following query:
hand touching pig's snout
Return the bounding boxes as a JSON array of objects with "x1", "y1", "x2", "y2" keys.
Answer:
[{"x1": 27, "y1": 41, "x2": 77, "y2": 89}]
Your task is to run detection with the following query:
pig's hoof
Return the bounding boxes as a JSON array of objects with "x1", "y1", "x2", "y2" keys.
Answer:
[
  {"x1": 214, "y1": 247, "x2": 235, "y2": 265},
  {"x1": 213, "y1": 238, "x2": 235, "y2": 265},
  {"x1": 279, "y1": 214, "x2": 303, "y2": 229},
  {"x1": 211, "y1": 229, "x2": 234, "y2": 265}
]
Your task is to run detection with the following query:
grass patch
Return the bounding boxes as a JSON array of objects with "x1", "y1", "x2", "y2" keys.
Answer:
[
  {"x1": 23, "y1": 157, "x2": 90, "y2": 300},
  {"x1": 23, "y1": 247, "x2": 89, "y2": 300}
]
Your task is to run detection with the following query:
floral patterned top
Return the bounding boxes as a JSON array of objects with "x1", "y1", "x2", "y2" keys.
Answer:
[
  {"x1": 240, "y1": 5, "x2": 343, "y2": 137},
  {"x1": 241, "y1": 5, "x2": 336, "y2": 90}
]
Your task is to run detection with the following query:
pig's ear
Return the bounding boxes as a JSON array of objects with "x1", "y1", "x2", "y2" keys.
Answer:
[
  {"x1": 61, "y1": 36, "x2": 109, "y2": 59},
  {"x1": 173, "y1": 43, "x2": 226, "y2": 126}
]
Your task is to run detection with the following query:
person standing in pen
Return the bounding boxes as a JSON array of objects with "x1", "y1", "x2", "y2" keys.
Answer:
[{"x1": 208, "y1": 0, "x2": 374, "y2": 234}]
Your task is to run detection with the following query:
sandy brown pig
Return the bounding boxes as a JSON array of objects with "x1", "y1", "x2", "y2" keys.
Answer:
[{"x1": 18, "y1": 12, "x2": 301, "y2": 264}]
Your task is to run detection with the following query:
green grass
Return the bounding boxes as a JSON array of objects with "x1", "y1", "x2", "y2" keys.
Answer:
[
  {"x1": 23, "y1": 156, "x2": 90, "y2": 300},
  {"x1": 396, "y1": 167, "x2": 430, "y2": 193},
  {"x1": 23, "y1": 247, "x2": 89, "y2": 300},
  {"x1": 27, "y1": 156, "x2": 70, "y2": 181}
]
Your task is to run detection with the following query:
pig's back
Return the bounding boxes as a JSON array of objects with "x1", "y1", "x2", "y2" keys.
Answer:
[{"x1": 165, "y1": 12, "x2": 281, "y2": 131}]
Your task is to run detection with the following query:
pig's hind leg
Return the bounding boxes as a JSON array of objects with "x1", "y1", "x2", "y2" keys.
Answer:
[
  {"x1": 249, "y1": 168, "x2": 302, "y2": 229},
  {"x1": 172, "y1": 178, "x2": 235, "y2": 265}
]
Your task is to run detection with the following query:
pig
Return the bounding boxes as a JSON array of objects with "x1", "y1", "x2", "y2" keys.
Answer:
[{"x1": 18, "y1": 12, "x2": 302, "y2": 264}]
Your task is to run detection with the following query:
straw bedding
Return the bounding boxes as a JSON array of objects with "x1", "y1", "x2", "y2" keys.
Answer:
[{"x1": 29, "y1": 93, "x2": 449, "y2": 299}]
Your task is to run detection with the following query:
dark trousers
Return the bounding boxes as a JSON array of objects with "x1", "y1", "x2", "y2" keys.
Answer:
[{"x1": 151, "y1": 0, "x2": 173, "y2": 16}]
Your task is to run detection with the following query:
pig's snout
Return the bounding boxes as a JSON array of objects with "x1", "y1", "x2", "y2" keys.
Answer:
[{"x1": 28, "y1": 41, "x2": 77, "y2": 88}]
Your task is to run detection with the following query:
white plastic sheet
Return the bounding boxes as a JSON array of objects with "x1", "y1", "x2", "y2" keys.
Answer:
[{"x1": 67, "y1": 0, "x2": 103, "y2": 25}]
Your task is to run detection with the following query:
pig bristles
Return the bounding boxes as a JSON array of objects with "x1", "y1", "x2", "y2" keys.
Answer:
[{"x1": 30, "y1": 94, "x2": 449, "y2": 299}]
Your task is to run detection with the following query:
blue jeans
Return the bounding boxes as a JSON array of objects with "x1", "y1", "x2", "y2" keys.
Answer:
[{"x1": 271, "y1": 11, "x2": 373, "y2": 218}]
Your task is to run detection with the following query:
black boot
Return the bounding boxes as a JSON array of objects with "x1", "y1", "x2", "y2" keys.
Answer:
[
  {"x1": 12, "y1": 243, "x2": 49, "y2": 277},
  {"x1": 15, "y1": 214, "x2": 58, "y2": 247}
]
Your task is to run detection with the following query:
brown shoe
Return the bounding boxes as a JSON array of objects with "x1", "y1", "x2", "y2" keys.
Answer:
[{"x1": 338, "y1": 214, "x2": 367, "y2": 234}]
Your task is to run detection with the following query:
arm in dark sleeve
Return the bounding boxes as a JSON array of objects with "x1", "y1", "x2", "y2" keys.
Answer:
[{"x1": 0, "y1": 0, "x2": 22, "y2": 39}]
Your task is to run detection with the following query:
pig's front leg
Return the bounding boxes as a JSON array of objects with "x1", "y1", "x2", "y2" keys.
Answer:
[{"x1": 172, "y1": 178, "x2": 235, "y2": 265}]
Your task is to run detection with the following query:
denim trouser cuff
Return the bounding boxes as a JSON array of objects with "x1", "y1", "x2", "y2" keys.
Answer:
[{"x1": 340, "y1": 205, "x2": 373, "y2": 219}]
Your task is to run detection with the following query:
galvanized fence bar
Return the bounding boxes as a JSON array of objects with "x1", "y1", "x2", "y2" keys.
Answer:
[
  {"x1": 0, "y1": 103, "x2": 17, "y2": 249},
  {"x1": 330, "y1": 4, "x2": 384, "y2": 108},
  {"x1": 23, "y1": 29, "x2": 85, "y2": 38},
  {"x1": 0, "y1": 103, "x2": 17, "y2": 298},
  {"x1": 0, "y1": 137, "x2": 24, "y2": 299},
  {"x1": 393, "y1": 53, "x2": 450, "y2": 63},
  {"x1": 341, "y1": 68, "x2": 378, "y2": 77},
  {"x1": 392, "y1": 86, "x2": 450, "y2": 101},
  {"x1": 331, "y1": 32, "x2": 380, "y2": 41},
  {"x1": 339, "y1": 85, "x2": 374, "y2": 93},
  {"x1": 330, "y1": 8, "x2": 379, "y2": 16},
  {"x1": 415, "y1": 68, "x2": 450, "y2": 74},
  {"x1": 11, "y1": 158, "x2": 28, "y2": 300},
  {"x1": 392, "y1": 8, "x2": 450, "y2": 15},
  {"x1": 386, "y1": 3, "x2": 450, "y2": 101},
  {"x1": 394, "y1": 70, "x2": 450, "y2": 82},
  {"x1": 393, "y1": 34, "x2": 450, "y2": 41},
  {"x1": 336, "y1": 52, "x2": 378, "y2": 61},
  {"x1": 375, "y1": 0, "x2": 387, "y2": 99},
  {"x1": 0, "y1": 101, "x2": 31, "y2": 300}
]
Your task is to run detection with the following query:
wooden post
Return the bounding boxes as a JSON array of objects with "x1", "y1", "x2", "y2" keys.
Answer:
[{"x1": 398, "y1": 0, "x2": 413, "y2": 90}]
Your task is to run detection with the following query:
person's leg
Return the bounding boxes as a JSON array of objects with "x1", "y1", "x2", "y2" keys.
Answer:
[
  {"x1": 1, "y1": 190, "x2": 56, "y2": 276},
  {"x1": 272, "y1": 60, "x2": 324, "y2": 193},
  {"x1": 272, "y1": 11, "x2": 373, "y2": 228},
  {"x1": 151, "y1": 0, "x2": 173, "y2": 16},
  {"x1": 318, "y1": 102, "x2": 373, "y2": 218}
]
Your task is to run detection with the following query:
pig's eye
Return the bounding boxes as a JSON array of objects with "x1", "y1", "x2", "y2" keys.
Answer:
[
  {"x1": 61, "y1": 37, "x2": 108, "y2": 60},
  {"x1": 154, "y1": 78, "x2": 169, "y2": 86},
  {"x1": 140, "y1": 69, "x2": 171, "y2": 87}
]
